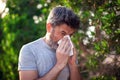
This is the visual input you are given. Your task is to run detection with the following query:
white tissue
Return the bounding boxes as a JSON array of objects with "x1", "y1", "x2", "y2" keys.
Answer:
[{"x1": 58, "y1": 35, "x2": 73, "y2": 56}]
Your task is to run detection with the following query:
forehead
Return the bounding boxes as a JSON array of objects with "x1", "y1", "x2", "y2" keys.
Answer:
[{"x1": 55, "y1": 24, "x2": 76, "y2": 34}]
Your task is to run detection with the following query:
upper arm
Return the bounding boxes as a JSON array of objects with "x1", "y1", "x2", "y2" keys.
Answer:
[
  {"x1": 18, "y1": 45, "x2": 37, "y2": 70},
  {"x1": 19, "y1": 70, "x2": 38, "y2": 80},
  {"x1": 18, "y1": 45, "x2": 39, "y2": 80}
]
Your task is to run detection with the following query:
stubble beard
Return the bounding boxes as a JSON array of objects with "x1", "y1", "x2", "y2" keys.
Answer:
[
  {"x1": 49, "y1": 36, "x2": 58, "y2": 50},
  {"x1": 45, "y1": 33, "x2": 58, "y2": 50}
]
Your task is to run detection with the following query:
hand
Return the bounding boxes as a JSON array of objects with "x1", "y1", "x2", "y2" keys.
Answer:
[
  {"x1": 68, "y1": 48, "x2": 83, "y2": 80},
  {"x1": 56, "y1": 37, "x2": 71, "y2": 70},
  {"x1": 68, "y1": 48, "x2": 77, "y2": 68}
]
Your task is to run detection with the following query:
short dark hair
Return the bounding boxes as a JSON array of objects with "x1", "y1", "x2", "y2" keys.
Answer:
[{"x1": 47, "y1": 6, "x2": 80, "y2": 29}]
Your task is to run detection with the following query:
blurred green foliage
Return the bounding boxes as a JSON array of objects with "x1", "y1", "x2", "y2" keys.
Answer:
[{"x1": 0, "y1": 0, "x2": 120, "y2": 80}]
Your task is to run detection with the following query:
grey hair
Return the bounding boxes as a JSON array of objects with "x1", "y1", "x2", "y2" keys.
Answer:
[{"x1": 47, "y1": 6, "x2": 80, "y2": 29}]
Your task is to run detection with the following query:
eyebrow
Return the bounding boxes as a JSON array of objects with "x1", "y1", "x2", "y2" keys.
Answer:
[{"x1": 71, "y1": 31, "x2": 76, "y2": 35}]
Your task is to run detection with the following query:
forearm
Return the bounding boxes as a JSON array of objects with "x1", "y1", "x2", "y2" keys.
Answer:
[
  {"x1": 69, "y1": 64, "x2": 82, "y2": 80},
  {"x1": 37, "y1": 63, "x2": 63, "y2": 80}
]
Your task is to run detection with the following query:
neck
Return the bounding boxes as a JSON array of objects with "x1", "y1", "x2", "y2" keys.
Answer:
[{"x1": 44, "y1": 33, "x2": 51, "y2": 47}]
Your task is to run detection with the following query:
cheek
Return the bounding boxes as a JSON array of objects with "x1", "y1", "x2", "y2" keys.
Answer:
[{"x1": 53, "y1": 32, "x2": 63, "y2": 41}]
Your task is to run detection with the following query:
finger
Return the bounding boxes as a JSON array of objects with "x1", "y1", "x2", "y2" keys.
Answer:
[
  {"x1": 59, "y1": 37, "x2": 69, "y2": 50},
  {"x1": 57, "y1": 39, "x2": 65, "y2": 50},
  {"x1": 73, "y1": 48, "x2": 77, "y2": 57},
  {"x1": 57, "y1": 40, "x2": 68, "y2": 54},
  {"x1": 62, "y1": 39, "x2": 71, "y2": 52},
  {"x1": 65, "y1": 46, "x2": 72, "y2": 55}
]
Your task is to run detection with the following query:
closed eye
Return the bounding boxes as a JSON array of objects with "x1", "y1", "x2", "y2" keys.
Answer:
[{"x1": 61, "y1": 31, "x2": 66, "y2": 36}]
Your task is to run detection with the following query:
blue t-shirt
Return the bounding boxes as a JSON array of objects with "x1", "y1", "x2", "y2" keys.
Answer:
[{"x1": 18, "y1": 38, "x2": 69, "y2": 80}]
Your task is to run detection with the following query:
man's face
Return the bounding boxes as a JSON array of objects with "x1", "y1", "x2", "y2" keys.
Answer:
[{"x1": 49, "y1": 24, "x2": 76, "y2": 49}]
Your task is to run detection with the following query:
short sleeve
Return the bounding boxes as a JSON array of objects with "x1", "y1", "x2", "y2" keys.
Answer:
[{"x1": 18, "y1": 45, "x2": 37, "y2": 71}]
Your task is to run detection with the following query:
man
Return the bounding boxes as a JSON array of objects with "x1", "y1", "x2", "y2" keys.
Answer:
[{"x1": 18, "y1": 6, "x2": 82, "y2": 80}]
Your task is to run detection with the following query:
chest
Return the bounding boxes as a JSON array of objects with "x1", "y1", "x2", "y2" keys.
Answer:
[
  {"x1": 36, "y1": 51, "x2": 56, "y2": 77},
  {"x1": 35, "y1": 51, "x2": 70, "y2": 80}
]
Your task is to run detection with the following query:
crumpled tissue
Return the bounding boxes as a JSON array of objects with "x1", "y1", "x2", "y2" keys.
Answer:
[{"x1": 58, "y1": 35, "x2": 73, "y2": 56}]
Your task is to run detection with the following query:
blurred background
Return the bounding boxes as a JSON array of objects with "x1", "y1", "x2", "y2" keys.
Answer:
[{"x1": 0, "y1": 0, "x2": 120, "y2": 80}]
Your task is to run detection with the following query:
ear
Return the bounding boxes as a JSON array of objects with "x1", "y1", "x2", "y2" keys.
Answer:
[{"x1": 46, "y1": 23, "x2": 52, "y2": 32}]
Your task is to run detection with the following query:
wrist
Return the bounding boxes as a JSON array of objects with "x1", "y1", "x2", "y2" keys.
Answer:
[
  {"x1": 69, "y1": 63, "x2": 78, "y2": 70},
  {"x1": 55, "y1": 63, "x2": 65, "y2": 71}
]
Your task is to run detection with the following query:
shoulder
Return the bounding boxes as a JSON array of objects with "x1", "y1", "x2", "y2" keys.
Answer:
[
  {"x1": 19, "y1": 38, "x2": 44, "y2": 63},
  {"x1": 21, "y1": 38, "x2": 44, "y2": 49},
  {"x1": 25, "y1": 38, "x2": 43, "y2": 46},
  {"x1": 20, "y1": 37, "x2": 48, "y2": 57}
]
